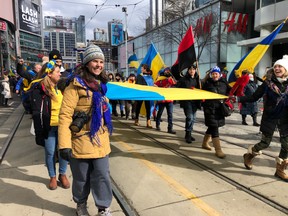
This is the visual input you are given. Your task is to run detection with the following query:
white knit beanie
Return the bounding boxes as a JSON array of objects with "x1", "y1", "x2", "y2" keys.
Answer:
[
  {"x1": 83, "y1": 44, "x2": 104, "y2": 65},
  {"x1": 273, "y1": 55, "x2": 288, "y2": 72}
]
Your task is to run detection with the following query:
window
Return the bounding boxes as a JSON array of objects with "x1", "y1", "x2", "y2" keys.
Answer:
[{"x1": 262, "y1": 0, "x2": 275, "y2": 7}]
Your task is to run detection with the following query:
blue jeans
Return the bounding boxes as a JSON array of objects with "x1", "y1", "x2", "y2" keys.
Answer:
[
  {"x1": 44, "y1": 126, "x2": 68, "y2": 177},
  {"x1": 183, "y1": 102, "x2": 197, "y2": 132},
  {"x1": 156, "y1": 102, "x2": 174, "y2": 130}
]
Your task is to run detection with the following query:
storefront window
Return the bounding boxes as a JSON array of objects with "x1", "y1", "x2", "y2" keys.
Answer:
[{"x1": 262, "y1": 0, "x2": 275, "y2": 7}]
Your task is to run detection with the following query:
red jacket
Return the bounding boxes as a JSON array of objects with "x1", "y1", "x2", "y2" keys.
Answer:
[{"x1": 154, "y1": 76, "x2": 176, "y2": 103}]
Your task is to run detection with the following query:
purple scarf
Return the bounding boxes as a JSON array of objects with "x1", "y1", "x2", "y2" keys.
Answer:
[{"x1": 76, "y1": 76, "x2": 113, "y2": 144}]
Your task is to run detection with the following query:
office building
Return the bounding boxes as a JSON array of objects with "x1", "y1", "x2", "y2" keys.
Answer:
[{"x1": 0, "y1": 0, "x2": 17, "y2": 70}]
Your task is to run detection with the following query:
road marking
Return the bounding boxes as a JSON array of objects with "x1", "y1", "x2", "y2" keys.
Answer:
[{"x1": 114, "y1": 138, "x2": 221, "y2": 216}]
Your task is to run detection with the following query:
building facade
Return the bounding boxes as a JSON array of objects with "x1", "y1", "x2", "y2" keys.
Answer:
[
  {"x1": 238, "y1": 0, "x2": 288, "y2": 78},
  {"x1": 43, "y1": 15, "x2": 87, "y2": 68},
  {"x1": 119, "y1": 0, "x2": 287, "y2": 79},
  {"x1": 43, "y1": 30, "x2": 76, "y2": 69},
  {"x1": 94, "y1": 28, "x2": 108, "y2": 43},
  {"x1": 0, "y1": 0, "x2": 17, "y2": 71}
]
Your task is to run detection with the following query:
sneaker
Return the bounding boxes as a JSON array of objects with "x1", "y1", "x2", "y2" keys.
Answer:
[
  {"x1": 97, "y1": 208, "x2": 112, "y2": 216},
  {"x1": 156, "y1": 125, "x2": 161, "y2": 131},
  {"x1": 76, "y1": 203, "x2": 89, "y2": 216}
]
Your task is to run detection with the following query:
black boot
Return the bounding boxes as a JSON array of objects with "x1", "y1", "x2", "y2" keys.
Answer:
[
  {"x1": 168, "y1": 128, "x2": 176, "y2": 134},
  {"x1": 242, "y1": 115, "x2": 248, "y2": 125},
  {"x1": 185, "y1": 131, "x2": 192, "y2": 143},
  {"x1": 252, "y1": 114, "x2": 260, "y2": 126},
  {"x1": 121, "y1": 110, "x2": 125, "y2": 117}
]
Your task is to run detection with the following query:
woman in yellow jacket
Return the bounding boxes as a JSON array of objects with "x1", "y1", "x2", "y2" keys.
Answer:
[{"x1": 58, "y1": 44, "x2": 113, "y2": 216}]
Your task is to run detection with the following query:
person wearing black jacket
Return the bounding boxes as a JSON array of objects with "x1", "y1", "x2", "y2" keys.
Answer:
[
  {"x1": 239, "y1": 55, "x2": 288, "y2": 182},
  {"x1": 176, "y1": 64, "x2": 201, "y2": 143},
  {"x1": 30, "y1": 60, "x2": 70, "y2": 190},
  {"x1": 202, "y1": 66, "x2": 231, "y2": 158}
]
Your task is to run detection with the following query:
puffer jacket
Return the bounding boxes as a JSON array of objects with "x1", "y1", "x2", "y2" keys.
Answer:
[
  {"x1": 176, "y1": 72, "x2": 201, "y2": 111},
  {"x1": 202, "y1": 77, "x2": 231, "y2": 127},
  {"x1": 58, "y1": 78, "x2": 111, "y2": 159},
  {"x1": 239, "y1": 72, "x2": 288, "y2": 136},
  {"x1": 30, "y1": 82, "x2": 51, "y2": 146}
]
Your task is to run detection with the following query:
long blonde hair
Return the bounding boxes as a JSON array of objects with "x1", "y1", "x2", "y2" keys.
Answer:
[{"x1": 37, "y1": 62, "x2": 58, "y2": 101}]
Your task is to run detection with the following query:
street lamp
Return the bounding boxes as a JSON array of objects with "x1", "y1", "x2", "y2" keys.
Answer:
[{"x1": 122, "y1": 7, "x2": 128, "y2": 77}]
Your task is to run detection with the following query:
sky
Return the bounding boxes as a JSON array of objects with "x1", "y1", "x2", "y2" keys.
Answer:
[{"x1": 42, "y1": 0, "x2": 150, "y2": 41}]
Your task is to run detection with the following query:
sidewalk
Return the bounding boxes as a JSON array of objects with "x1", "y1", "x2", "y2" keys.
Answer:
[{"x1": 0, "y1": 104, "x2": 124, "y2": 216}]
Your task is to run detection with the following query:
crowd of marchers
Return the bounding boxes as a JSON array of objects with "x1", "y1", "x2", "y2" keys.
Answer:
[{"x1": 9, "y1": 45, "x2": 288, "y2": 216}]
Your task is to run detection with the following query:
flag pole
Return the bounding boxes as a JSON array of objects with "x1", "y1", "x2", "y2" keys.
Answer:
[{"x1": 196, "y1": 60, "x2": 202, "y2": 89}]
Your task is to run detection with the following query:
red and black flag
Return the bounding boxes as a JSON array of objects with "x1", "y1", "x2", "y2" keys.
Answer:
[{"x1": 171, "y1": 26, "x2": 196, "y2": 80}]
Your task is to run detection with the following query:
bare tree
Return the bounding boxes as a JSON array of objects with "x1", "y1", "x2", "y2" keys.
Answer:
[{"x1": 155, "y1": 1, "x2": 219, "y2": 62}]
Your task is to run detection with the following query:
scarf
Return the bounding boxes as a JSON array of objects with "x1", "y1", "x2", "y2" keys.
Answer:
[
  {"x1": 76, "y1": 76, "x2": 113, "y2": 145},
  {"x1": 265, "y1": 79, "x2": 288, "y2": 118}
]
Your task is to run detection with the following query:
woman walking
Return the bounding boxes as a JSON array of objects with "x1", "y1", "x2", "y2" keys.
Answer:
[
  {"x1": 58, "y1": 44, "x2": 113, "y2": 216},
  {"x1": 201, "y1": 66, "x2": 231, "y2": 158},
  {"x1": 30, "y1": 60, "x2": 70, "y2": 190}
]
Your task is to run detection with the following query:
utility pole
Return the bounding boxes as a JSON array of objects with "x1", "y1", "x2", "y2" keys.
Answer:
[{"x1": 122, "y1": 7, "x2": 128, "y2": 77}]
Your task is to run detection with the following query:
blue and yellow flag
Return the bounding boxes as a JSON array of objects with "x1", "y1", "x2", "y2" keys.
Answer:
[
  {"x1": 228, "y1": 17, "x2": 287, "y2": 84},
  {"x1": 106, "y1": 82, "x2": 227, "y2": 101},
  {"x1": 128, "y1": 54, "x2": 139, "y2": 68},
  {"x1": 137, "y1": 43, "x2": 165, "y2": 80}
]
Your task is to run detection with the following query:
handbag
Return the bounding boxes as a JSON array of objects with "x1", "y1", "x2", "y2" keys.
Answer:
[{"x1": 221, "y1": 99, "x2": 233, "y2": 117}]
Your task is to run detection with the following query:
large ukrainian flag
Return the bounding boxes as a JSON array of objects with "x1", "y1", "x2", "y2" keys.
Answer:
[
  {"x1": 228, "y1": 18, "x2": 287, "y2": 84},
  {"x1": 137, "y1": 43, "x2": 165, "y2": 80},
  {"x1": 106, "y1": 82, "x2": 227, "y2": 100}
]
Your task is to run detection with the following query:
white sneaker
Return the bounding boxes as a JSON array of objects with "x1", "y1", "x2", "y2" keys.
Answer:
[{"x1": 97, "y1": 208, "x2": 112, "y2": 216}]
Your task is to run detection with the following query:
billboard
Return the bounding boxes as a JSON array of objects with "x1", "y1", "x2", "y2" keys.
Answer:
[
  {"x1": 18, "y1": 0, "x2": 41, "y2": 35},
  {"x1": 111, "y1": 23, "x2": 124, "y2": 46}
]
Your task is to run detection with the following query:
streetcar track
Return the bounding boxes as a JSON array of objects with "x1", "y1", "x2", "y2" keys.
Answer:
[
  {"x1": 0, "y1": 110, "x2": 135, "y2": 216},
  {"x1": 115, "y1": 118, "x2": 288, "y2": 215},
  {"x1": 173, "y1": 116, "x2": 280, "y2": 159}
]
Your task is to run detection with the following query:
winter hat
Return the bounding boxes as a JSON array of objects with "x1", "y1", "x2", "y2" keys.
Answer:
[
  {"x1": 49, "y1": 49, "x2": 62, "y2": 61},
  {"x1": 45, "y1": 60, "x2": 56, "y2": 74},
  {"x1": 273, "y1": 55, "x2": 288, "y2": 72},
  {"x1": 164, "y1": 67, "x2": 171, "y2": 71},
  {"x1": 83, "y1": 44, "x2": 105, "y2": 65},
  {"x1": 210, "y1": 66, "x2": 221, "y2": 74}
]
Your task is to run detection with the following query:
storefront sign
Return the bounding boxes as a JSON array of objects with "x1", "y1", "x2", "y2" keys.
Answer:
[
  {"x1": 194, "y1": 13, "x2": 213, "y2": 37},
  {"x1": 0, "y1": 21, "x2": 7, "y2": 31},
  {"x1": 18, "y1": 0, "x2": 41, "y2": 35},
  {"x1": 223, "y1": 12, "x2": 248, "y2": 34}
]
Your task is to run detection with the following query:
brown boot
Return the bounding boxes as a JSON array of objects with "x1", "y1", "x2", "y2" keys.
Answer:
[
  {"x1": 146, "y1": 120, "x2": 152, "y2": 128},
  {"x1": 212, "y1": 137, "x2": 225, "y2": 158},
  {"x1": 134, "y1": 119, "x2": 140, "y2": 126},
  {"x1": 243, "y1": 145, "x2": 261, "y2": 170},
  {"x1": 58, "y1": 174, "x2": 70, "y2": 189},
  {"x1": 274, "y1": 157, "x2": 288, "y2": 182},
  {"x1": 49, "y1": 177, "x2": 57, "y2": 190},
  {"x1": 202, "y1": 134, "x2": 212, "y2": 150}
]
